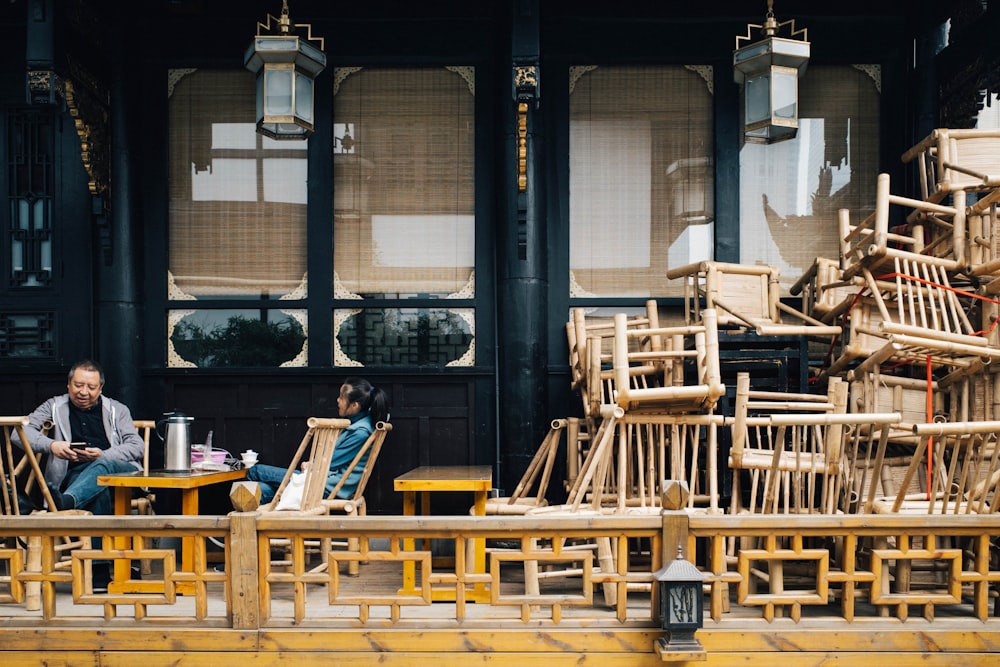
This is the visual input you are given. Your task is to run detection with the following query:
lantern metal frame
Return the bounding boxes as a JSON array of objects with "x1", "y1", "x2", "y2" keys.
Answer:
[
  {"x1": 244, "y1": 0, "x2": 327, "y2": 140},
  {"x1": 733, "y1": 0, "x2": 809, "y2": 145}
]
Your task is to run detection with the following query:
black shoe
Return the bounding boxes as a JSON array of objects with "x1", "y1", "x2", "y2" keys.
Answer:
[
  {"x1": 47, "y1": 488, "x2": 75, "y2": 511},
  {"x1": 92, "y1": 564, "x2": 111, "y2": 593}
]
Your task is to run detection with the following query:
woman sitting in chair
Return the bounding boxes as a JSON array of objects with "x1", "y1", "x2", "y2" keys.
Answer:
[{"x1": 247, "y1": 377, "x2": 389, "y2": 505}]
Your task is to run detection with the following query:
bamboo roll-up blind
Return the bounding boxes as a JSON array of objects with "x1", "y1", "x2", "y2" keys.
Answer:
[
  {"x1": 333, "y1": 67, "x2": 475, "y2": 298},
  {"x1": 569, "y1": 65, "x2": 714, "y2": 299},
  {"x1": 169, "y1": 69, "x2": 308, "y2": 299}
]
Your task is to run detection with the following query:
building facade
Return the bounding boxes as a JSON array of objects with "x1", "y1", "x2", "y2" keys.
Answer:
[{"x1": 0, "y1": 0, "x2": 990, "y2": 514}]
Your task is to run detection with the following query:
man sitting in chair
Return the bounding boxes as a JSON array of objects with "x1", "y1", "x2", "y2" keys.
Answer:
[
  {"x1": 19, "y1": 359, "x2": 144, "y2": 515},
  {"x1": 247, "y1": 377, "x2": 389, "y2": 505}
]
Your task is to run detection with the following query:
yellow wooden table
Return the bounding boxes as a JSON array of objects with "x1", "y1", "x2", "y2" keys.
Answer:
[
  {"x1": 394, "y1": 465, "x2": 492, "y2": 602},
  {"x1": 98, "y1": 467, "x2": 246, "y2": 594}
]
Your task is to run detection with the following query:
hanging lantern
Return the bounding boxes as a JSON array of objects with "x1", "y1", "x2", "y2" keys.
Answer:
[
  {"x1": 244, "y1": 0, "x2": 326, "y2": 140},
  {"x1": 733, "y1": 0, "x2": 809, "y2": 144}
]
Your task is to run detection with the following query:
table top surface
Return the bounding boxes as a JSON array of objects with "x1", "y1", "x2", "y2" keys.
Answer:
[
  {"x1": 393, "y1": 465, "x2": 492, "y2": 492},
  {"x1": 98, "y1": 467, "x2": 246, "y2": 489}
]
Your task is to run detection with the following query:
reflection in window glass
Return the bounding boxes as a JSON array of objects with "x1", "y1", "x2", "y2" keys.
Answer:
[
  {"x1": 169, "y1": 69, "x2": 308, "y2": 300},
  {"x1": 333, "y1": 68, "x2": 475, "y2": 299},
  {"x1": 168, "y1": 309, "x2": 307, "y2": 368},
  {"x1": 739, "y1": 66, "x2": 880, "y2": 287},
  {"x1": 335, "y1": 308, "x2": 474, "y2": 367}
]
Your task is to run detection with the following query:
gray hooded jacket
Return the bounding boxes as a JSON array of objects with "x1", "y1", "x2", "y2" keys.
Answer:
[{"x1": 20, "y1": 394, "x2": 144, "y2": 488}]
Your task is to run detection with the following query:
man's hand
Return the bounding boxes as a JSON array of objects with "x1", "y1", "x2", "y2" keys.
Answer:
[{"x1": 50, "y1": 441, "x2": 100, "y2": 462}]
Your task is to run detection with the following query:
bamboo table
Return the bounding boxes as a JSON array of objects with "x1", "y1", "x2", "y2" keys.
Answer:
[
  {"x1": 394, "y1": 465, "x2": 492, "y2": 602},
  {"x1": 98, "y1": 467, "x2": 246, "y2": 594}
]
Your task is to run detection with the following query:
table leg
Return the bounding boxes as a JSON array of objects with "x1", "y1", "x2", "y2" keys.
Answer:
[
  {"x1": 110, "y1": 488, "x2": 131, "y2": 590},
  {"x1": 401, "y1": 490, "x2": 416, "y2": 594},
  {"x1": 470, "y1": 489, "x2": 486, "y2": 595},
  {"x1": 179, "y1": 488, "x2": 199, "y2": 573}
]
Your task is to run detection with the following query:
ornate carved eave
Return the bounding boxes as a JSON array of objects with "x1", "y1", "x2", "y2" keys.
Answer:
[{"x1": 938, "y1": 1, "x2": 995, "y2": 128}]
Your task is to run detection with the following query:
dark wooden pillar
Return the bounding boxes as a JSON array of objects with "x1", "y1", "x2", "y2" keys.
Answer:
[
  {"x1": 96, "y1": 6, "x2": 141, "y2": 408},
  {"x1": 496, "y1": 0, "x2": 546, "y2": 495}
]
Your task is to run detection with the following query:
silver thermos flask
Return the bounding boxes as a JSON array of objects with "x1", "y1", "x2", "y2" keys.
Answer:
[{"x1": 157, "y1": 412, "x2": 194, "y2": 471}]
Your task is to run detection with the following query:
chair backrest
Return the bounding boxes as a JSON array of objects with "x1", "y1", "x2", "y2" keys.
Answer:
[
  {"x1": 0, "y1": 417, "x2": 32, "y2": 516},
  {"x1": 730, "y1": 373, "x2": 901, "y2": 514},
  {"x1": 840, "y1": 173, "x2": 965, "y2": 280},
  {"x1": 611, "y1": 308, "x2": 725, "y2": 413},
  {"x1": 262, "y1": 417, "x2": 351, "y2": 513},
  {"x1": 668, "y1": 260, "x2": 841, "y2": 337},
  {"x1": 864, "y1": 420, "x2": 1000, "y2": 515},
  {"x1": 504, "y1": 419, "x2": 565, "y2": 507},
  {"x1": 1, "y1": 416, "x2": 57, "y2": 514},
  {"x1": 324, "y1": 421, "x2": 392, "y2": 503},
  {"x1": 133, "y1": 420, "x2": 155, "y2": 474},
  {"x1": 568, "y1": 301, "x2": 660, "y2": 427},
  {"x1": 902, "y1": 128, "x2": 1000, "y2": 203}
]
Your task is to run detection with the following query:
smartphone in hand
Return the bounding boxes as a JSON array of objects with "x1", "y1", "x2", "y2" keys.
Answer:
[{"x1": 70, "y1": 442, "x2": 88, "y2": 450}]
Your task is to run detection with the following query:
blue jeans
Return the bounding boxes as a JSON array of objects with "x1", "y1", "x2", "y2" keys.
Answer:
[
  {"x1": 59, "y1": 458, "x2": 137, "y2": 516},
  {"x1": 245, "y1": 463, "x2": 289, "y2": 504},
  {"x1": 246, "y1": 463, "x2": 351, "y2": 504}
]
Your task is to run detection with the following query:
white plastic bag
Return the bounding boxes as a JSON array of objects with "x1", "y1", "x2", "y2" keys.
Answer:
[{"x1": 274, "y1": 471, "x2": 305, "y2": 511}]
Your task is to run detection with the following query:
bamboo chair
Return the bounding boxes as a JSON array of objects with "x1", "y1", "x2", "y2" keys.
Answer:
[
  {"x1": 730, "y1": 373, "x2": 843, "y2": 515},
  {"x1": 484, "y1": 419, "x2": 565, "y2": 515},
  {"x1": 0, "y1": 417, "x2": 93, "y2": 608},
  {"x1": 526, "y1": 407, "x2": 624, "y2": 605},
  {"x1": 728, "y1": 373, "x2": 903, "y2": 515},
  {"x1": 825, "y1": 255, "x2": 997, "y2": 378},
  {"x1": 726, "y1": 374, "x2": 901, "y2": 605},
  {"x1": 859, "y1": 420, "x2": 1000, "y2": 598},
  {"x1": 901, "y1": 128, "x2": 1000, "y2": 205},
  {"x1": 838, "y1": 173, "x2": 966, "y2": 281},
  {"x1": 478, "y1": 419, "x2": 573, "y2": 597},
  {"x1": 257, "y1": 418, "x2": 352, "y2": 514},
  {"x1": 862, "y1": 421, "x2": 1000, "y2": 516},
  {"x1": 610, "y1": 309, "x2": 726, "y2": 414},
  {"x1": 666, "y1": 261, "x2": 841, "y2": 338},
  {"x1": 789, "y1": 256, "x2": 860, "y2": 325},
  {"x1": 963, "y1": 188, "x2": 1000, "y2": 280},
  {"x1": 317, "y1": 421, "x2": 391, "y2": 575},
  {"x1": 259, "y1": 418, "x2": 401, "y2": 578},
  {"x1": 255, "y1": 418, "x2": 350, "y2": 574},
  {"x1": 566, "y1": 302, "x2": 664, "y2": 495},
  {"x1": 606, "y1": 309, "x2": 728, "y2": 512},
  {"x1": 568, "y1": 302, "x2": 662, "y2": 429}
]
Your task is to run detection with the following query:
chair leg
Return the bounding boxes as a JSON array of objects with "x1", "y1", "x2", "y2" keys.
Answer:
[
  {"x1": 597, "y1": 536, "x2": 617, "y2": 607},
  {"x1": 524, "y1": 537, "x2": 540, "y2": 596}
]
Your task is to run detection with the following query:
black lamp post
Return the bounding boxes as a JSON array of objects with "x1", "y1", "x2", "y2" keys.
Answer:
[{"x1": 654, "y1": 545, "x2": 707, "y2": 661}]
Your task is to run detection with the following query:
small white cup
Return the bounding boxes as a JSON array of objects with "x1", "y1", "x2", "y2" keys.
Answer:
[{"x1": 241, "y1": 450, "x2": 258, "y2": 467}]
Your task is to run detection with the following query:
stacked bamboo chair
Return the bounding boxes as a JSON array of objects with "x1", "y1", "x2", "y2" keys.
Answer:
[{"x1": 667, "y1": 260, "x2": 842, "y2": 339}]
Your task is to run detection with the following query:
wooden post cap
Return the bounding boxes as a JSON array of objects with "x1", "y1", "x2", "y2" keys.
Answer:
[
  {"x1": 230, "y1": 481, "x2": 261, "y2": 512},
  {"x1": 661, "y1": 480, "x2": 689, "y2": 511}
]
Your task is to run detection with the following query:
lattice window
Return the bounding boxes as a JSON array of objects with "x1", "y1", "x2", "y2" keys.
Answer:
[
  {"x1": 0, "y1": 312, "x2": 55, "y2": 359},
  {"x1": 6, "y1": 109, "x2": 54, "y2": 289}
]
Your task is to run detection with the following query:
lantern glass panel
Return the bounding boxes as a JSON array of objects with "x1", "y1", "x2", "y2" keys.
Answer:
[
  {"x1": 265, "y1": 68, "x2": 293, "y2": 115},
  {"x1": 745, "y1": 72, "x2": 771, "y2": 125},
  {"x1": 295, "y1": 73, "x2": 314, "y2": 124},
  {"x1": 772, "y1": 67, "x2": 797, "y2": 120},
  {"x1": 255, "y1": 73, "x2": 264, "y2": 122},
  {"x1": 666, "y1": 582, "x2": 701, "y2": 626}
]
